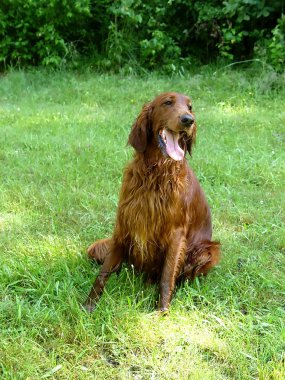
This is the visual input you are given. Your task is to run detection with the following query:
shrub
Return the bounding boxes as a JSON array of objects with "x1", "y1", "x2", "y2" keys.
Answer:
[
  {"x1": 0, "y1": 0, "x2": 91, "y2": 68},
  {"x1": 219, "y1": 0, "x2": 284, "y2": 64},
  {"x1": 268, "y1": 16, "x2": 285, "y2": 71},
  {"x1": 0, "y1": 0, "x2": 283, "y2": 71}
]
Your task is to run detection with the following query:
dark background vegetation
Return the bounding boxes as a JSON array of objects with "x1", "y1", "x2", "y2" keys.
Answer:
[{"x1": 0, "y1": 0, "x2": 284, "y2": 72}]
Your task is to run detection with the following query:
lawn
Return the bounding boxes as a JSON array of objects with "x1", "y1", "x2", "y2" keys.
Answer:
[{"x1": 0, "y1": 67, "x2": 284, "y2": 379}]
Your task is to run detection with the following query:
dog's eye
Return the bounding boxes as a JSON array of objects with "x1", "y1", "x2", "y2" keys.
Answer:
[
  {"x1": 164, "y1": 100, "x2": 173, "y2": 106},
  {"x1": 188, "y1": 104, "x2": 192, "y2": 111}
]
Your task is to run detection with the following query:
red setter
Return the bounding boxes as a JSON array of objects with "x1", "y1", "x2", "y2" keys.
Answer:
[{"x1": 85, "y1": 92, "x2": 220, "y2": 313}]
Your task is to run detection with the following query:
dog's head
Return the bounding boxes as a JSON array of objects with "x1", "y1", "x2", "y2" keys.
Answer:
[{"x1": 128, "y1": 92, "x2": 196, "y2": 161}]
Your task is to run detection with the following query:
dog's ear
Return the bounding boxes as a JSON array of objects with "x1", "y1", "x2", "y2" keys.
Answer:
[
  {"x1": 182, "y1": 122, "x2": 197, "y2": 156},
  {"x1": 128, "y1": 102, "x2": 152, "y2": 153}
]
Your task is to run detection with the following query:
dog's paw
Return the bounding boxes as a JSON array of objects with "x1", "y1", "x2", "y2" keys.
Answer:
[
  {"x1": 81, "y1": 302, "x2": 96, "y2": 313},
  {"x1": 157, "y1": 307, "x2": 169, "y2": 316}
]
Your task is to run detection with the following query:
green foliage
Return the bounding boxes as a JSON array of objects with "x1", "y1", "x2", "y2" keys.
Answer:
[
  {"x1": 254, "y1": 15, "x2": 285, "y2": 71},
  {"x1": 0, "y1": 0, "x2": 284, "y2": 70},
  {"x1": 140, "y1": 31, "x2": 181, "y2": 69},
  {"x1": 220, "y1": 0, "x2": 284, "y2": 68},
  {"x1": 0, "y1": 0, "x2": 91, "y2": 68},
  {"x1": 268, "y1": 16, "x2": 285, "y2": 71}
]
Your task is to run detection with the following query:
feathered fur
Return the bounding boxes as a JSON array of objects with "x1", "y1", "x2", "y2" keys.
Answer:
[{"x1": 85, "y1": 92, "x2": 220, "y2": 313}]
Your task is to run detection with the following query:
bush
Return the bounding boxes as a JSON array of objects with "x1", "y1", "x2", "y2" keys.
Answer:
[
  {"x1": 254, "y1": 15, "x2": 285, "y2": 71},
  {"x1": 268, "y1": 16, "x2": 285, "y2": 71},
  {"x1": 0, "y1": 0, "x2": 91, "y2": 68},
  {"x1": 0, "y1": 0, "x2": 283, "y2": 71}
]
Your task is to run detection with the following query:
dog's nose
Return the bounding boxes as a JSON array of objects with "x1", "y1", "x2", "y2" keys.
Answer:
[{"x1": 180, "y1": 114, "x2": 194, "y2": 127}]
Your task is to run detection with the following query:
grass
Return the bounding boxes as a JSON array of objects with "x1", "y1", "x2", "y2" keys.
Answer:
[{"x1": 0, "y1": 66, "x2": 284, "y2": 379}]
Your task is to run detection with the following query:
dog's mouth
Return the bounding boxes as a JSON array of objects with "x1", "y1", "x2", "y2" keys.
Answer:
[{"x1": 158, "y1": 129, "x2": 185, "y2": 161}]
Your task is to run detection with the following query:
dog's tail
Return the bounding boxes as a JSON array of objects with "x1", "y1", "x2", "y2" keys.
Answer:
[{"x1": 87, "y1": 238, "x2": 112, "y2": 264}]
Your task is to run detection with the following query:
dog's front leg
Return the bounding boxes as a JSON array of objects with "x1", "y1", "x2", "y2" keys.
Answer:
[
  {"x1": 159, "y1": 228, "x2": 186, "y2": 313},
  {"x1": 84, "y1": 244, "x2": 123, "y2": 312}
]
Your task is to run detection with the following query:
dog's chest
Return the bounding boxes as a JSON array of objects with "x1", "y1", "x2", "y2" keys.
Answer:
[{"x1": 122, "y1": 181, "x2": 183, "y2": 243}]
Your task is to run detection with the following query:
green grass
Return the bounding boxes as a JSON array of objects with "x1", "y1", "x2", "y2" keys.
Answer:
[{"x1": 0, "y1": 67, "x2": 285, "y2": 379}]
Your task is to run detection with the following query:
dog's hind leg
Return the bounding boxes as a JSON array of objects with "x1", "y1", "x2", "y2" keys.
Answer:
[
  {"x1": 87, "y1": 238, "x2": 112, "y2": 264},
  {"x1": 182, "y1": 240, "x2": 220, "y2": 280}
]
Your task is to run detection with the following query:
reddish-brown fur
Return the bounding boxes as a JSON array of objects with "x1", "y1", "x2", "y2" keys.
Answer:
[{"x1": 85, "y1": 92, "x2": 220, "y2": 313}]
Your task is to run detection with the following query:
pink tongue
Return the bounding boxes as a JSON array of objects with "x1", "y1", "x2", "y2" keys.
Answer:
[{"x1": 164, "y1": 130, "x2": 184, "y2": 161}]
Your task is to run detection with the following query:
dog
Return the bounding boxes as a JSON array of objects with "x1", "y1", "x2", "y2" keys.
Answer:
[{"x1": 85, "y1": 92, "x2": 220, "y2": 313}]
